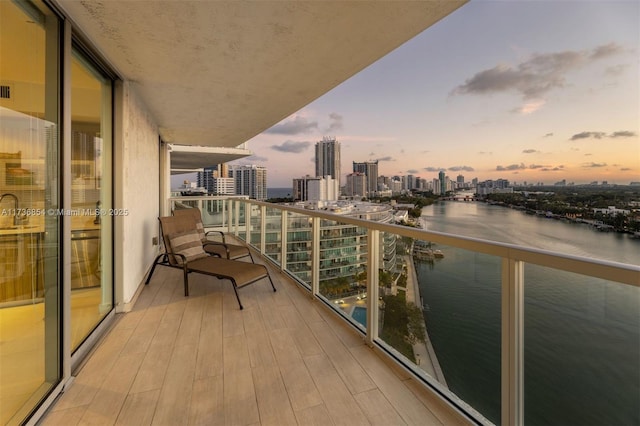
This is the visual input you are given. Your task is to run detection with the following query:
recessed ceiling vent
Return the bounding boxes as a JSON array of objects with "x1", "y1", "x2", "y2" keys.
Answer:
[{"x1": 0, "y1": 85, "x2": 11, "y2": 99}]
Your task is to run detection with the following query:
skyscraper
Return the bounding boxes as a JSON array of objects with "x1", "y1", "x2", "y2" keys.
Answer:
[
  {"x1": 353, "y1": 160, "x2": 379, "y2": 197},
  {"x1": 315, "y1": 137, "x2": 341, "y2": 187},
  {"x1": 345, "y1": 172, "x2": 367, "y2": 197},
  {"x1": 438, "y1": 170, "x2": 446, "y2": 195},
  {"x1": 228, "y1": 164, "x2": 267, "y2": 200}
]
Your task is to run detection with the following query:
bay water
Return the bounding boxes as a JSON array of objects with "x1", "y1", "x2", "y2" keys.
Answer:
[{"x1": 416, "y1": 200, "x2": 639, "y2": 425}]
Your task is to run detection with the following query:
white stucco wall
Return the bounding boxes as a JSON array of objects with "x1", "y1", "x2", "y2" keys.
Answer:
[{"x1": 115, "y1": 81, "x2": 159, "y2": 310}]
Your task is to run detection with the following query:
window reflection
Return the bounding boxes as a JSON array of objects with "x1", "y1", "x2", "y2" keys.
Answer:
[{"x1": 70, "y1": 49, "x2": 113, "y2": 351}]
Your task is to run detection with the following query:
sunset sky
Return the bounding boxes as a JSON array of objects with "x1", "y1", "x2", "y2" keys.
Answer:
[{"x1": 231, "y1": 1, "x2": 639, "y2": 188}]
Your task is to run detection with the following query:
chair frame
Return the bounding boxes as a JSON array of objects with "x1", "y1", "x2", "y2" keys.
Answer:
[
  {"x1": 145, "y1": 216, "x2": 275, "y2": 309},
  {"x1": 173, "y1": 207, "x2": 254, "y2": 262}
]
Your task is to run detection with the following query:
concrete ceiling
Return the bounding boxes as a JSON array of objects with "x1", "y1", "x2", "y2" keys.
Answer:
[
  {"x1": 56, "y1": 0, "x2": 466, "y2": 149},
  {"x1": 168, "y1": 144, "x2": 251, "y2": 174}
]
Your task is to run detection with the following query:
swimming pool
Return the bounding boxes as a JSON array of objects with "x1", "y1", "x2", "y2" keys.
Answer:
[{"x1": 351, "y1": 306, "x2": 367, "y2": 327}]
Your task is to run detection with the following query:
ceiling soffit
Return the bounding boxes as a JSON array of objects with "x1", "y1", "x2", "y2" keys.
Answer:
[{"x1": 56, "y1": 1, "x2": 466, "y2": 148}]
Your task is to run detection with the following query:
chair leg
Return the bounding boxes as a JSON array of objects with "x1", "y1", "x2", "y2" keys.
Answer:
[
  {"x1": 145, "y1": 254, "x2": 166, "y2": 284},
  {"x1": 267, "y1": 274, "x2": 276, "y2": 292},
  {"x1": 183, "y1": 266, "x2": 190, "y2": 296},
  {"x1": 230, "y1": 279, "x2": 243, "y2": 310}
]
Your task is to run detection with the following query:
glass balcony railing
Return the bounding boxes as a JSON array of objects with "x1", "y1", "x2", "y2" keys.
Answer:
[{"x1": 186, "y1": 197, "x2": 640, "y2": 426}]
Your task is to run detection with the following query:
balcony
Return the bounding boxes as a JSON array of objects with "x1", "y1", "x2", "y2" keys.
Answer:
[
  {"x1": 42, "y1": 197, "x2": 639, "y2": 425},
  {"x1": 41, "y1": 256, "x2": 469, "y2": 425}
]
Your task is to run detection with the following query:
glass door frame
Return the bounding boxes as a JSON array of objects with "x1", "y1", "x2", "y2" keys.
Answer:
[{"x1": 25, "y1": 11, "x2": 119, "y2": 425}]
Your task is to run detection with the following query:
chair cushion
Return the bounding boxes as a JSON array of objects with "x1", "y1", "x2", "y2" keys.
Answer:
[
  {"x1": 168, "y1": 229, "x2": 207, "y2": 265},
  {"x1": 194, "y1": 221, "x2": 205, "y2": 242}
]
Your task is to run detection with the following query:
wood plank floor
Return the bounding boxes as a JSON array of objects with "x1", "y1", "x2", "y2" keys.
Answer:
[{"x1": 41, "y1": 257, "x2": 470, "y2": 426}]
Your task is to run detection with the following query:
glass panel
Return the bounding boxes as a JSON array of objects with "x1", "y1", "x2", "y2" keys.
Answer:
[
  {"x1": 70, "y1": 48, "x2": 113, "y2": 351},
  {"x1": 401, "y1": 241, "x2": 501, "y2": 424},
  {"x1": 524, "y1": 266, "x2": 640, "y2": 425},
  {"x1": 202, "y1": 199, "x2": 225, "y2": 227},
  {"x1": 173, "y1": 198, "x2": 197, "y2": 210},
  {"x1": 249, "y1": 204, "x2": 261, "y2": 246},
  {"x1": 0, "y1": 0, "x2": 61, "y2": 423},
  {"x1": 264, "y1": 207, "x2": 281, "y2": 265},
  {"x1": 236, "y1": 201, "x2": 246, "y2": 241},
  {"x1": 317, "y1": 218, "x2": 368, "y2": 323},
  {"x1": 285, "y1": 212, "x2": 311, "y2": 286}
]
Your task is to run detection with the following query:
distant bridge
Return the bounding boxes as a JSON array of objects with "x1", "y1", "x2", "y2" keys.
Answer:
[{"x1": 442, "y1": 195, "x2": 478, "y2": 201}]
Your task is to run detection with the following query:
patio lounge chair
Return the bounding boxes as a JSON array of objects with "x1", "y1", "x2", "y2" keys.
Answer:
[
  {"x1": 173, "y1": 206, "x2": 254, "y2": 262},
  {"x1": 145, "y1": 215, "x2": 275, "y2": 309}
]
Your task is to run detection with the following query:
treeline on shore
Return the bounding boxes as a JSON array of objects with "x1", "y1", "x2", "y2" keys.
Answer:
[{"x1": 483, "y1": 187, "x2": 640, "y2": 233}]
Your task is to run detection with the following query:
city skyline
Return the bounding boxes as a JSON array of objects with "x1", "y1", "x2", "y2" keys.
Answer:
[{"x1": 227, "y1": 1, "x2": 639, "y2": 188}]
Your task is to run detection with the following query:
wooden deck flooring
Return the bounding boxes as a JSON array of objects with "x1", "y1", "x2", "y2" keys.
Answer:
[{"x1": 42, "y1": 258, "x2": 470, "y2": 425}]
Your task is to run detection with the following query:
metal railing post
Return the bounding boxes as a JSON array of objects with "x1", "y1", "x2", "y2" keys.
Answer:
[
  {"x1": 245, "y1": 202, "x2": 251, "y2": 243},
  {"x1": 502, "y1": 258, "x2": 524, "y2": 426},
  {"x1": 260, "y1": 205, "x2": 266, "y2": 254},
  {"x1": 234, "y1": 200, "x2": 240, "y2": 237},
  {"x1": 226, "y1": 199, "x2": 232, "y2": 234},
  {"x1": 311, "y1": 216, "x2": 320, "y2": 297},
  {"x1": 222, "y1": 199, "x2": 226, "y2": 229},
  {"x1": 281, "y1": 211, "x2": 288, "y2": 271},
  {"x1": 366, "y1": 229, "x2": 380, "y2": 346}
]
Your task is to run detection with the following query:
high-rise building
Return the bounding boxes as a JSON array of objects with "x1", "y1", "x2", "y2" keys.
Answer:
[
  {"x1": 292, "y1": 176, "x2": 338, "y2": 201},
  {"x1": 352, "y1": 160, "x2": 379, "y2": 197},
  {"x1": 438, "y1": 170, "x2": 447, "y2": 195},
  {"x1": 196, "y1": 167, "x2": 215, "y2": 193},
  {"x1": 405, "y1": 174, "x2": 415, "y2": 191},
  {"x1": 345, "y1": 172, "x2": 367, "y2": 197},
  {"x1": 197, "y1": 164, "x2": 231, "y2": 194},
  {"x1": 229, "y1": 164, "x2": 267, "y2": 200},
  {"x1": 315, "y1": 137, "x2": 341, "y2": 187},
  {"x1": 210, "y1": 177, "x2": 235, "y2": 195}
]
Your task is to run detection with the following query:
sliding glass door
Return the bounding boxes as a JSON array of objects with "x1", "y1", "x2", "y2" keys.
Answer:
[
  {"x1": 0, "y1": 1, "x2": 61, "y2": 423},
  {"x1": 70, "y1": 48, "x2": 113, "y2": 352}
]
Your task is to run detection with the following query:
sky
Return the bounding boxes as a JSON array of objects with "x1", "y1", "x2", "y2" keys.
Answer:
[{"x1": 199, "y1": 0, "x2": 639, "y2": 188}]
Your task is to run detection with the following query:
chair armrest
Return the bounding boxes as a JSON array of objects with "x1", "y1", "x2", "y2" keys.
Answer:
[
  {"x1": 204, "y1": 241, "x2": 231, "y2": 259},
  {"x1": 205, "y1": 230, "x2": 226, "y2": 243}
]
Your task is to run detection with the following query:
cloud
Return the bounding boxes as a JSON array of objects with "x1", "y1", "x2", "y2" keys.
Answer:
[
  {"x1": 271, "y1": 140, "x2": 311, "y2": 153},
  {"x1": 585, "y1": 153, "x2": 593, "y2": 156},
  {"x1": 265, "y1": 116, "x2": 318, "y2": 135},
  {"x1": 620, "y1": 167, "x2": 632, "y2": 171},
  {"x1": 233, "y1": 155, "x2": 268, "y2": 165},
  {"x1": 570, "y1": 130, "x2": 636, "y2": 140},
  {"x1": 589, "y1": 42, "x2": 623, "y2": 60},
  {"x1": 448, "y1": 166, "x2": 475, "y2": 172},
  {"x1": 582, "y1": 162, "x2": 607, "y2": 168},
  {"x1": 452, "y1": 43, "x2": 623, "y2": 100},
  {"x1": 496, "y1": 163, "x2": 526, "y2": 171},
  {"x1": 540, "y1": 166, "x2": 564, "y2": 172},
  {"x1": 423, "y1": 167, "x2": 441, "y2": 172},
  {"x1": 605, "y1": 64, "x2": 629, "y2": 77},
  {"x1": 610, "y1": 130, "x2": 636, "y2": 138},
  {"x1": 543, "y1": 133, "x2": 554, "y2": 138},
  {"x1": 376, "y1": 156, "x2": 395, "y2": 162},
  {"x1": 478, "y1": 151, "x2": 493, "y2": 155},
  {"x1": 512, "y1": 99, "x2": 546, "y2": 115},
  {"x1": 325, "y1": 112, "x2": 344, "y2": 133},
  {"x1": 406, "y1": 169, "x2": 419, "y2": 174},
  {"x1": 522, "y1": 149, "x2": 538, "y2": 154},
  {"x1": 529, "y1": 164, "x2": 546, "y2": 169},
  {"x1": 570, "y1": 131, "x2": 606, "y2": 140}
]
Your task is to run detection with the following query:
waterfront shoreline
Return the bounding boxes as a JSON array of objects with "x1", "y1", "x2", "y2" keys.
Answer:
[{"x1": 402, "y1": 254, "x2": 448, "y2": 387}]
